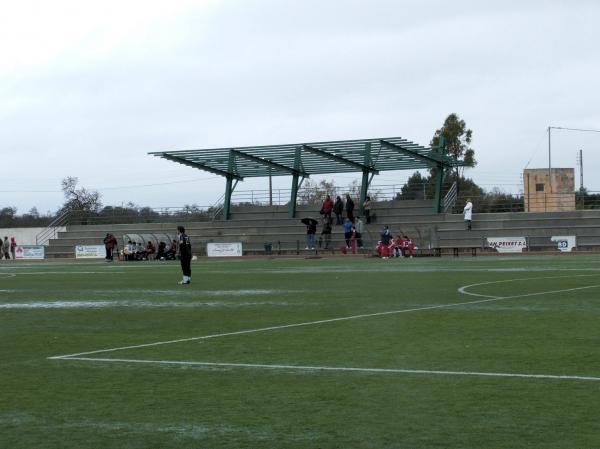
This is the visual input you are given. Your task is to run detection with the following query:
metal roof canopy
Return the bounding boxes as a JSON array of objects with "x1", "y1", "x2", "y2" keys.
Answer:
[{"x1": 150, "y1": 136, "x2": 465, "y2": 219}]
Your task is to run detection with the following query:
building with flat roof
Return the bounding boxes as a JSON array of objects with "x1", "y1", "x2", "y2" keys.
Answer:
[{"x1": 523, "y1": 168, "x2": 575, "y2": 212}]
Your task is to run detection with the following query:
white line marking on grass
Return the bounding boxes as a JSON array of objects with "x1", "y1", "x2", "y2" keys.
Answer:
[
  {"x1": 458, "y1": 274, "x2": 600, "y2": 298},
  {"x1": 49, "y1": 280, "x2": 600, "y2": 360},
  {"x1": 1, "y1": 300, "x2": 306, "y2": 309},
  {"x1": 55, "y1": 357, "x2": 600, "y2": 382}
]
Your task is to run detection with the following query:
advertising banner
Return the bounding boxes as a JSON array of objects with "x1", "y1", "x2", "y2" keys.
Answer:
[
  {"x1": 15, "y1": 245, "x2": 45, "y2": 260},
  {"x1": 551, "y1": 236, "x2": 576, "y2": 252},
  {"x1": 207, "y1": 242, "x2": 243, "y2": 257},
  {"x1": 75, "y1": 245, "x2": 106, "y2": 259},
  {"x1": 486, "y1": 237, "x2": 527, "y2": 253}
]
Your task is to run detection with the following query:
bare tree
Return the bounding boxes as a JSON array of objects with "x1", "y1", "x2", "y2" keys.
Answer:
[{"x1": 60, "y1": 177, "x2": 102, "y2": 213}]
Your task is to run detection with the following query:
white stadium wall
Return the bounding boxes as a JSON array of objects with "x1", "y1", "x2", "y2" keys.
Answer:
[{"x1": 0, "y1": 227, "x2": 66, "y2": 246}]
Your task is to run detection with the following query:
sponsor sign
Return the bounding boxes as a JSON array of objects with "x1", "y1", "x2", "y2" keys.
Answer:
[
  {"x1": 551, "y1": 235, "x2": 576, "y2": 252},
  {"x1": 15, "y1": 245, "x2": 45, "y2": 260},
  {"x1": 75, "y1": 245, "x2": 106, "y2": 259},
  {"x1": 207, "y1": 242, "x2": 243, "y2": 257},
  {"x1": 486, "y1": 237, "x2": 527, "y2": 253}
]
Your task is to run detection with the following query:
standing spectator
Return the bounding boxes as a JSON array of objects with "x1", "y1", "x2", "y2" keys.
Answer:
[
  {"x1": 363, "y1": 196, "x2": 372, "y2": 224},
  {"x1": 2, "y1": 237, "x2": 10, "y2": 260},
  {"x1": 167, "y1": 239, "x2": 178, "y2": 260},
  {"x1": 380, "y1": 226, "x2": 392, "y2": 258},
  {"x1": 103, "y1": 233, "x2": 118, "y2": 261},
  {"x1": 320, "y1": 195, "x2": 334, "y2": 223},
  {"x1": 156, "y1": 241, "x2": 167, "y2": 260},
  {"x1": 320, "y1": 218, "x2": 332, "y2": 250},
  {"x1": 177, "y1": 225, "x2": 192, "y2": 284},
  {"x1": 305, "y1": 219, "x2": 317, "y2": 250},
  {"x1": 10, "y1": 237, "x2": 17, "y2": 260},
  {"x1": 345, "y1": 194, "x2": 355, "y2": 223},
  {"x1": 463, "y1": 198, "x2": 473, "y2": 230},
  {"x1": 355, "y1": 216, "x2": 364, "y2": 249},
  {"x1": 333, "y1": 196, "x2": 344, "y2": 225},
  {"x1": 343, "y1": 218, "x2": 353, "y2": 248}
]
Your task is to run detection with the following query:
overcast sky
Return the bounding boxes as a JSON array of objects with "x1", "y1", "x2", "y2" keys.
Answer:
[{"x1": 2, "y1": 0, "x2": 599, "y2": 214}]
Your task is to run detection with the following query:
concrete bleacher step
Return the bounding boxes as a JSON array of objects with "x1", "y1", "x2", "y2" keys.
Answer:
[{"x1": 43, "y1": 200, "x2": 600, "y2": 257}]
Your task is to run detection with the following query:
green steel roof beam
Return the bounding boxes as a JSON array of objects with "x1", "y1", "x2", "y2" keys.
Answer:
[
  {"x1": 302, "y1": 145, "x2": 379, "y2": 174},
  {"x1": 378, "y1": 139, "x2": 450, "y2": 167},
  {"x1": 231, "y1": 150, "x2": 309, "y2": 178},
  {"x1": 156, "y1": 154, "x2": 243, "y2": 180}
]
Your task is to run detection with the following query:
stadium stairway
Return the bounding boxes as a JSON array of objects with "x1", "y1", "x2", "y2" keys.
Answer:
[{"x1": 43, "y1": 201, "x2": 600, "y2": 257}]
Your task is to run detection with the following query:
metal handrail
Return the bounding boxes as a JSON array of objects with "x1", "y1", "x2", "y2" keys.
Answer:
[
  {"x1": 443, "y1": 182, "x2": 458, "y2": 212},
  {"x1": 35, "y1": 210, "x2": 71, "y2": 245}
]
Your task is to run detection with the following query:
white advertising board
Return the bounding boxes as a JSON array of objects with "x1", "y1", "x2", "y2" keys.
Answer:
[
  {"x1": 75, "y1": 245, "x2": 105, "y2": 259},
  {"x1": 551, "y1": 235, "x2": 576, "y2": 252},
  {"x1": 486, "y1": 237, "x2": 527, "y2": 253},
  {"x1": 15, "y1": 245, "x2": 45, "y2": 260},
  {"x1": 207, "y1": 242, "x2": 243, "y2": 257}
]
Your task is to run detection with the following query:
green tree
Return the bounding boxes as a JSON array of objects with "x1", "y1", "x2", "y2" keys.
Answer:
[
  {"x1": 397, "y1": 171, "x2": 428, "y2": 200},
  {"x1": 431, "y1": 113, "x2": 476, "y2": 195}
]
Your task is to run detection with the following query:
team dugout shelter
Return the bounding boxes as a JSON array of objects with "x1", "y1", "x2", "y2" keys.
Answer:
[{"x1": 150, "y1": 136, "x2": 466, "y2": 220}]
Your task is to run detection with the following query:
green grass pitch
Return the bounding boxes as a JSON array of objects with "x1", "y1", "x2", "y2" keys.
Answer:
[{"x1": 1, "y1": 255, "x2": 600, "y2": 448}]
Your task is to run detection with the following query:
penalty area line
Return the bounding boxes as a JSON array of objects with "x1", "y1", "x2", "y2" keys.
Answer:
[{"x1": 53, "y1": 356, "x2": 600, "y2": 382}]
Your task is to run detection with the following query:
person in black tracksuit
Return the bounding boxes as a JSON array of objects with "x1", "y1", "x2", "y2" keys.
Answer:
[{"x1": 177, "y1": 225, "x2": 192, "y2": 284}]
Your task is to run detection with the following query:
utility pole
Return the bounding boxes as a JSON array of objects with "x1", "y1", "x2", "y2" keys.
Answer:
[
  {"x1": 578, "y1": 149, "x2": 583, "y2": 191},
  {"x1": 548, "y1": 126, "x2": 552, "y2": 193},
  {"x1": 547, "y1": 126, "x2": 600, "y2": 194}
]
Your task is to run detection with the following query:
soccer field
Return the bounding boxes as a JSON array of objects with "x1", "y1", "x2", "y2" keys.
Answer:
[{"x1": 1, "y1": 256, "x2": 600, "y2": 449}]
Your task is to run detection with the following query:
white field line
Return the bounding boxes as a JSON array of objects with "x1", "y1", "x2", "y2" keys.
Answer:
[
  {"x1": 49, "y1": 282, "x2": 600, "y2": 360},
  {"x1": 57, "y1": 357, "x2": 600, "y2": 382},
  {"x1": 457, "y1": 274, "x2": 600, "y2": 298}
]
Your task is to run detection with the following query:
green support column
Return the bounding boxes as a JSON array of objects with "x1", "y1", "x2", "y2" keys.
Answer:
[
  {"x1": 289, "y1": 173, "x2": 300, "y2": 218},
  {"x1": 223, "y1": 176, "x2": 234, "y2": 220},
  {"x1": 288, "y1": 147, "x2": 303, "y2": 218},
  {"x1": 360, "y1": 169, "x2": 370, "y2": 214},
  {"x1": 223, "y1": 150, "x2": 236, "y2": 221},
  {"x1": 359, "y1": 142, "x2": 373, "y2": 214},
  {"x1": 433, "y1": 136, "x2": 446, "y2": 213},
  {"x1": 433, "y1": 163, "x2": 446, "y2": 213}
]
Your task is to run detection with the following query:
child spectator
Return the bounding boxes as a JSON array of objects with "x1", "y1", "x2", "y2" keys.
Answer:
[
  {"x1": 394, "y1": 235, "x2": 405, "y2": 258},
  {"x1": 402, "y1": 235, "x2": 415, "y2": 258},
  {"x1": 343, "y1": 218, "x2": 353, "y2": 248}
]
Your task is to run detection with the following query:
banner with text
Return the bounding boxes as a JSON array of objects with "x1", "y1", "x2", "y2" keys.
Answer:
[
  {"x1": 75, "y1": 245, "x2": 106, "y2": 259},
  {"x1": 15, "y1": 245, "x2": 45, "y2": 260},
  {"x1": 486, "y1": 237, "x2": 527, "y2": 253},
  {"x1": 207, "y1": 242, "x2": 243, "y2": 257},
  {"x1": 551, "y1": 235, "x2": 576, "y2": 252}
]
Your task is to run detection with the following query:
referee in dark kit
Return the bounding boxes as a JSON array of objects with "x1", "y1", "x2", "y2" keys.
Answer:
[{"x1": 177, "y1": 225, "x2": 192, "y2": 284}]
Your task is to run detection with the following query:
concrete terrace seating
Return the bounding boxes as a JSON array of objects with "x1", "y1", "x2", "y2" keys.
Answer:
[
  {"x1": 434, "y1": 209, "x2": 600, "y2": 254},
  {"x1": 43, "y1": 201, "x2": 600, "y2": 257}
]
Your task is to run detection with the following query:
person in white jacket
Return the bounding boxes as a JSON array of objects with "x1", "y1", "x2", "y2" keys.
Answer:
[{"x1": 463, "y1": 198, "x2": 473, "y2": 230}]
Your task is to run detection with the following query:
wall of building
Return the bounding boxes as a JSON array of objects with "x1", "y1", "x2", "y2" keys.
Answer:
[
  {"x1": 523, "y1": 168, "x2": 575, "y2": 212},
  {"x1": 0, "y1": 227, "x2": 66, "y2": 246}
]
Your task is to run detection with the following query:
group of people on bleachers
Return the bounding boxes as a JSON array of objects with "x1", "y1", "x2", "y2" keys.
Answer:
[
  {"x1": 122, "y1": 239, "x2": 178, "y2": 261},
  {"x1": 376, "y1": 225, "x2": 415, "y2": 258}
]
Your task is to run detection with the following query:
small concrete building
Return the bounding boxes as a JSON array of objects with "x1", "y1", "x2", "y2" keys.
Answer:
[{"x1": 523, "y1": 168, "x2": 575, "y2": 212}]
